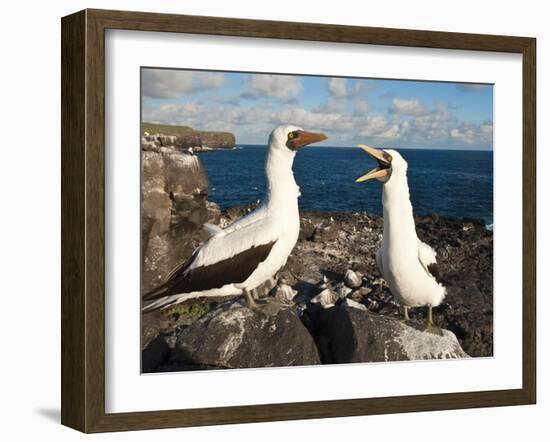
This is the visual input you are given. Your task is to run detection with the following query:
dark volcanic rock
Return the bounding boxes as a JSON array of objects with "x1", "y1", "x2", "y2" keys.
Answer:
[
  {"x1": 222, "y1": 203, "x2": 259, "y2": 223},
  {"x1": 280, "y1": 211, "x2": 494, "y2": 358},
  {"x1": 303, "y1": 305, "x2": 468, "y2": 364},
  {"x1": 413, "y1": 214, "x2": 493, "y2": 356},
  {"x1": 142, "y1": 336, "x2": 170, "y2": 373},
  {"x1": 312, "y1": 220, "x2": 339, "y2": 242},
  {"x1": 174, "y1": 303, "x2": 321, "y2": 369},
  {"x1": 299, "y1": 218, "x2": 316, "y2": 241}
]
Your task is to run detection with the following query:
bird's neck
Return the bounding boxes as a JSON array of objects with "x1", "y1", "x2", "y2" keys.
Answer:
[
  {"x1": 382, "y1": 173, "x2": 418, "y2": 251},
  {"x1": 265, "y1": 148, "x2": 300, "y2": 212}
]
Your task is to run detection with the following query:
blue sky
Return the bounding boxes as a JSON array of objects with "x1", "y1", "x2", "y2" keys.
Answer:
[{"x1": 142, "y1": 68, "x2": 493, "y2": 150}]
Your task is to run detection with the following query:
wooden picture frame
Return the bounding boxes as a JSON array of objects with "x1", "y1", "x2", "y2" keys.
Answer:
[{"x1": 61, "y1": 8, "x2": 536, "y2": 433}]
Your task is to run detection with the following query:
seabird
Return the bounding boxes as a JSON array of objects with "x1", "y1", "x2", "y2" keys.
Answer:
[
  {"x1": 355, "y1": 144, "x2": 446, "y2": 334},
  {"x1": 143, "y1": 125, "x2": 327, "y2": 313}
]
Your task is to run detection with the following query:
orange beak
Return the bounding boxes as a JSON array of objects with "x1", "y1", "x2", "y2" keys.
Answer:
[{"x1": 287, "y1": 130, "x2": 327, "y2": 150}]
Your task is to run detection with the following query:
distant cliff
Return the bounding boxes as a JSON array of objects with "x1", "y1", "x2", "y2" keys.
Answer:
[{"x1": 142, "y1": 123, "x2": 236, "y2": 149}]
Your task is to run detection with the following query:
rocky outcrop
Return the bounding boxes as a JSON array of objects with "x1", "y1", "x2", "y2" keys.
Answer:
[
  {"x1": 174, "y1": 302, "x2": 321, "y2": 369},
  {"x1": 142, "y1": 336, "x2": 171, "y2": 373},
  {"x1": 414, "y1": 215, "x2": 493, "y2": 357},
  {"x1": 141, "y1": 139, "x2": 225, "y2": 348},
  {"x1": 303, "y1": 305, "x2": 468, "y2": 363},
  {"x1": 141, "y1": 143, "x2": 215, "y2": 295},
  {"x1": 141, "y1": 301, "x2": 468, "y2": 372}
]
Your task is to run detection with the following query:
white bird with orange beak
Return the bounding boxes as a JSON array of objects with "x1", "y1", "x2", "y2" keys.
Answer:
[
  {"x1": 355, "y1": 144, "x2": 446, "y2": 335},
  {"x1": 142, "y1": 125, "x2": 327, "y2": 314}
]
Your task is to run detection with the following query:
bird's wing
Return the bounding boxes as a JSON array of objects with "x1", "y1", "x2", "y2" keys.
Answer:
[
  {"x1": 143, "y1": 217, "x2": 279, "y2": 301},
  {"x1": 203, "y1": 223, "x2": 224, "y2": 237},
  {"x1": 222, "y1": 204, "x2": 267, "y2": 235},
  {"x1": 375, "y1": 248, "x2": 385, "y2": 278},
  {"x1": 417, "y1": 240, "x2": 443, "y2": 283}
]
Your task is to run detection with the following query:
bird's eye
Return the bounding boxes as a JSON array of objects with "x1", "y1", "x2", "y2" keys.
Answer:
[{"x1": 288, "y1": 132, "x2": 295, "y2": 140}]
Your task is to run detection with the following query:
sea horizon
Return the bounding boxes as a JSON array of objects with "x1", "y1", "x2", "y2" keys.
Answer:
[{"x1": 198, "y1": 145, "x2": 494, "y2": 224}]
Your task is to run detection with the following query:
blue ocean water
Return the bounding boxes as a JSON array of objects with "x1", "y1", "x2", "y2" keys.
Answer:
[{"x1": 198, "y1": 145, "x2": 494, "y2": 224}]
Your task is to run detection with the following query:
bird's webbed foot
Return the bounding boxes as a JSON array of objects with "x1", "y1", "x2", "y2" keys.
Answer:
[
  {"x1": 243, "y1": 290, "x2": 284, "y2": 316},
  {"x1": 424, "y1": 305, "x2": 443, "y2": 336},
  {"x1": 424, "y1": 322, "x2": 444, "y2": 336},
  {"x1": 253, "y1": 298, "x2": 286, "y2": 316}
]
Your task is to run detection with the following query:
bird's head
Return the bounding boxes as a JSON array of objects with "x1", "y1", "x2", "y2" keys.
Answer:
[
  {"x1": 269, "y1": 125, "x2": 327, "y2": 154},
  {"x1": 355, "y1": 145, "x2": 407, "y2": 184}
]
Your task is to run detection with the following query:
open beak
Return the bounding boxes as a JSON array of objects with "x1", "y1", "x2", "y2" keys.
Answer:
[
  {"x1": 355, "y1": 144, "x2": 392, "y2": 183},
  {"x1": 288, "y1": 130, "x2": 327, "y2": 150}
]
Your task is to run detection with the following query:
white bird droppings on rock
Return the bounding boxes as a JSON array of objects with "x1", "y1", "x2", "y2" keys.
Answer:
[
  {"x1": 394, "y1": 322, "x2": 469, "y2": 360},
  {"x1": 213, "y1": 308, "x2": 254, "y2": 362}
]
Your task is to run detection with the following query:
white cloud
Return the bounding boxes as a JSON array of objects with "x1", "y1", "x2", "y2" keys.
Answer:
[
  {"x1": 324, "y1": 79, "x2": 372, "y2": 118},
  {"x1": 199, "y1": 74, "x2": 225, "y2": 88},
  {"x1": 355, "y1": 102, "x2": 493, "y2": 148},
  {"x1": 359, "y1": 115, "x2": 391, "y2": 136},
  {"x1": 242, "y1": 74, "x2": 302, "y2": 100},
  {"x1": 450, "y1": 121, "x2": 493, "y2": 146},
  {"x1": 358, "y1": 116, "x2": 404, "y2": 139},
  {"x1": 313, "y1": 98, "x2": 347, "y2": 114},
  {"x1": 143, "y1": 88, "x2": 492, "y2": 148},
  {"x1": 143, "y1": 99, "x2": 358, "y2": 139},
  {"x1": 275, "y1": 106, "x2": 355, "y2": 132},
  {"x1": 142, "y1": 69, "x2": 225, "y2": 98},
  {"x1": 456, "y1": 84, "x2": 491, "y2": 93},
  {"x1": 481, "y1": 122, "x2": 494, "y2": 135},
  {"x1": 390, "y1": 98, "x2": 430, "y2": 116},
  {"x1": 328, "y1": 78, "x2": 347, "y2": 98},
  {"x1": 405, "y1": 103, "x2": 453, "y2": 141},
  {"x1": 354, "y1": 99, "x2": 369, "y2": 115}
]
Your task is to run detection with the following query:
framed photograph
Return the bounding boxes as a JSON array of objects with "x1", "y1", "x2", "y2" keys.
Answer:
[{"x1": 61, "y1": 9, "x2": 536, "y2": 433}]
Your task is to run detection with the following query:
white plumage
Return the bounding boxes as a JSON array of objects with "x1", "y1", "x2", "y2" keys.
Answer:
[
  {"x1": 356, "y1": 145, "x2": 446, "y2": 330},
  {"x1": 143, "y1": 125, "x2": 326, "y2": 311}
]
